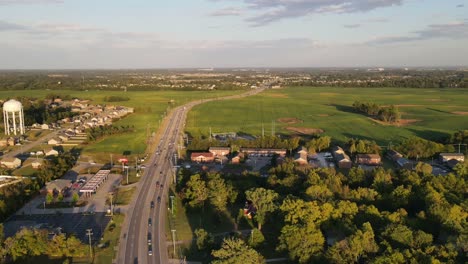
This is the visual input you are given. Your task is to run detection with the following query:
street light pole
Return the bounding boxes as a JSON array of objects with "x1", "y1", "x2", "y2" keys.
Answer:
[
  {"x1": 170, "y1": 195, "x2": 174, "y2": 215},
  {"x1": 86, "y1": 229, "x2": 93, "y2": 260},
  {"x1": 171, "y1": 229, "x2": 176, "y2": 257}
]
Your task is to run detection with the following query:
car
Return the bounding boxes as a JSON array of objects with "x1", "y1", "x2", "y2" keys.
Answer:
[
  {"x1": 147, "y1": 232, "x2": 152, "y2": 244},
  {"x1": 148, "y1": 244, "x2": 153, "y2": 256},
  {"x1": 156, "y1": 181, "x2": 160, "y2": 187},
  {"x1": 148, "y1": 218, "x2": 152, "y2": 226},
  {"x1": 160, "y1": 184, "x2": 163, "y2": 189},
  {"x1": 150, "y1": 201, "x2": 154, "y2": 208},
  {"x1": 157, "y1": 196, "x2": 161, "y2": 203},
  {"x1": 160, "y1": 171, "x2": 163, "y2": 174}
]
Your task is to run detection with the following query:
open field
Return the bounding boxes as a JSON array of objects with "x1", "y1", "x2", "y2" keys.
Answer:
[
  {"x1": 186, "y1": 87, "x2": 468, "y2": 144},
  {"x1": 0, "y1": 90, "x2": 243, "y2": 158}
]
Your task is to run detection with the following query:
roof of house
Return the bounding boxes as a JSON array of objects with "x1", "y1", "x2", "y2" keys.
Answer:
[
  {"x1": 335, "y1": 153, "x2": 351, "y2": 163},
  {"x1": 440, "y1": 153, "x2": 464, "y2": 157},
  {"x1": 356, "y1": 154, "x2": 381, "y2": 159},
  {"x1": 45, "y1": 179, "x2": 72, "y2": 191},
  {"x1": 1, "y1": 157, "x2": 20, "y2": 163},
  {"x1": 191, "y1": 152, "x2": 214, "y2": 158},
  {"x1": 396, "y1": 157, "x2": 410, "y2": 166}
]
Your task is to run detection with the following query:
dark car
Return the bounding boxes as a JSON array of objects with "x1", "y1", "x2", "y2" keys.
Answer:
[
  {"x1": 156, "y1": 181, "x2": 160, "y2": 187},
  {"x1": 150, "y1": 201, "x2": 154, "y2": 208},
  {"x1": 148, "y1": 244, "x2": 153, "y2": 256},
  {"x1": 147, "y1": 232, "x2": 152, "y2": 244},
  {"x1": 157, "y1": 196, "x2": 161, "y2": 203},
  {"x1": 160, "y1": 184, "x2": 163, "y2": 189},
  {"x1": 148, "y1": 218, "x2": 152, "y2": 226}
]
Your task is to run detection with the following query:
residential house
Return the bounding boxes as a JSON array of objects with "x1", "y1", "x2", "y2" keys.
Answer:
[
  {"x1": 41, "y1": 124, "x2": 50, "y2": 130},
  {"x1": 191, "y1": 152, "x2": 215, "y2": 163},
  {"x1": 0, "y1": 157, "x2": 21, "y2": 169},
  {"x1": 58, "y1": 135, "x2": 69, "y2": 142},
  {"x1": 43, "y1": 179, "x2": 72, "y2": 195},
  {"x1": 356, "y1": 154, "x2": 381, "y2": 166},
  {"x1": 48, "y1": 138, "x2": 62, "y2": 145},
  {"x1": 31, "y1": 160, "x2": 43, "y2": 169},
  {"x1": 387, "y1": 149, "x2": 403, "y2": 161},
  {"x1": 209, "y1": 147, "x2": 230, "y2": 157},
  {"x1": 231, "y1": 153, "x2": 244, "y2": 164},
  {"x1": 332, "y1": 146, "x2": 352, "y2": 169},
  {"x1": 439, "y1": 153, "x2": 465, "y2": 163},
  {"x1": 44, "y1": 148, "x2": 59, "y2": 157},
  {"x1": 294, "y1": 146, "x2": 308, "y2": 165}
]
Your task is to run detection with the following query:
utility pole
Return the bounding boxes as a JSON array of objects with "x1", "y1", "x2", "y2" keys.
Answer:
[
  {"x1": 110, "y1": 154, "x2": 113, "y2": 168},
  {"x1": 262, "y1": 123, "x2": 264, "y2": 138},
  {"x1": 126, "y1": 166, "x2": 129, "y2": 185},
  {"x1": 171, "y1": 229, "x2": 176, "y2": 257},
  {"x1": 170, "y1": 195, "x2": 174, "y2": 215},
  {"x1": 86, "y1": 229, "x2": 93, "y2": 260},
  {"x1": 109, "y1": 192, "x2": 113, "y2": 216},
  {"x1": 209, "y1": 127, "x2": 212, "y2": 142}
]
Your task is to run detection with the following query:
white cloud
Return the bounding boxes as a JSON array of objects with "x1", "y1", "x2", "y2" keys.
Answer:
[
  {"x1": 216, "y1": 0, "x2": 405, "y2": 26},
  {"x1": 209, "y1": 7, "x2": 243, "y2": 16},
  {"x1": 367, "y1": 22, "x2": 468, "y2": 44}
]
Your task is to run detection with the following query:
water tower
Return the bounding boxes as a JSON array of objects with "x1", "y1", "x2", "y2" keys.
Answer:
[{"x1": 3, "y1": 99, "x2": 25, "y2": 135}]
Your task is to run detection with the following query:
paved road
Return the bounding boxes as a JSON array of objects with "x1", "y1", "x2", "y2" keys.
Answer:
[
  {"x1": 2, "y1": 130, "x2": 59, "y2": 159},
  {"x1": 117, "y1": 87, "x2": 266, "y2": 264}
]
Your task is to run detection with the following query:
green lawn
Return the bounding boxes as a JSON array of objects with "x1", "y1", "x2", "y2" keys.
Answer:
[
  {"x1": 186, "y1": 87, "x2": 468, "y2": 144},
  {"x1": 0, "y1": 89, "x2": 244, "y2": 160},
  {"x1": 113, "y1": 187, "x2": 136, "y2": 205},
  {"x1": 93, "y1": 214, "x2": 125, "y2": 264}
]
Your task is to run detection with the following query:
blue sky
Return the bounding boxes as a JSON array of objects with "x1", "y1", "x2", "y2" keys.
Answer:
[{"x1": 0, "y1": 0, "x2": 467, "y2": 68}]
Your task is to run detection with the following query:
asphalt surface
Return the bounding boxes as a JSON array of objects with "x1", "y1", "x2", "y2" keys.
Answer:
[{"x1": 117, "y1": 88, "x2": 266, "y2": 264}]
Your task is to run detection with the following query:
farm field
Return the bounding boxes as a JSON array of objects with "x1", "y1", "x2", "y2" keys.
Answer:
[
  {"x1": 0, "y1": 89, "x2": 243, "y2": 158},
  {"x1": 186, "y1": 87, "x2": 468, "y2": 144}
]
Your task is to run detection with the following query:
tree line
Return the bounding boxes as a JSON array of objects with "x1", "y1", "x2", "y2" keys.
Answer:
[
  {"x1": 352, "y1": 101, "x2": 401, "y2": 123},
  {"x1": 0, "y1": 227, "x2": 87, "y2": 262},
  {"x1": 86, "y1": 125, "x2": 135, "y2": 141}
]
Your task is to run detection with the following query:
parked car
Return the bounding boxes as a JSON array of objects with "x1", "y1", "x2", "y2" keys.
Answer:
[{"x1": 148, "y1": 218, "x2": 152, "y2": 226}]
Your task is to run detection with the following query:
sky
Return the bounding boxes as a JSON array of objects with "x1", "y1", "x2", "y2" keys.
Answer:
[{"x1": 0, "y1": 0, "x2": 467, "y2": 69}]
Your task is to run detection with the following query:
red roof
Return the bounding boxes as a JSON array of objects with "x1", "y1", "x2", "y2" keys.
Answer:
[{"x1": 191, "y1": 152, "x2": 214, "y2": 158}]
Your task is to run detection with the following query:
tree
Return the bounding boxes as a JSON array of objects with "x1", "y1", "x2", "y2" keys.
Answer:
[
  {"x1": 211, "y1": 237, "x2": 265, "y2": 264},
  {"x1": 194, "y1": 228, "x2": 213, "y2": 251},
  {"x1": 248, "y1": 228, "x2": 265, "y2": 248},
  {"x1": 326, "y1": 222, "x2": 378, "y2": 263},
  {"x1": 184, "y1": 174, "x2": 208, "y2": 208},
  {"x1": 72, "y1": 192, "x2": 79, "y2": 204},
  {"x1": 245, "y1": 188, "x2": 279, "y2": 230},
  {"x1": 415, "y1": 162, "x2": 432, "y2": 176},
  {"x1": 277, "y1": 223, "x2": 324, "y2": 263},
  {"x1": 46, "y1": 192, "x2": 54, "y2": 204},
  {"x1": 208, "y1": 175, "x2": 237, "y2": 212},
  {"x1": 57, "y1": 193, "x2": 64, "y2": 202}
]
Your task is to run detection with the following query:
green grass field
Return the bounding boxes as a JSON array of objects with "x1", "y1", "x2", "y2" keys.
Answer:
[
  {"x1": 0, "y1": 89, "x2": 243, "y2": 159},
  {"x1": 186, "y1": 87, "x2": 468, "y2": 144}
]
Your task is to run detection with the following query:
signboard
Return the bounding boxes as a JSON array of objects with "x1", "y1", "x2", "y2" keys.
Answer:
[{"x1": 118, "y1": 158, "x2": 128, "y2": 164}]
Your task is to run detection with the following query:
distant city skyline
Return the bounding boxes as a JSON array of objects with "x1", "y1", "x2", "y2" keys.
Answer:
[{"x1": 0, "y1": 0, "x2": 467, "y2": 69}]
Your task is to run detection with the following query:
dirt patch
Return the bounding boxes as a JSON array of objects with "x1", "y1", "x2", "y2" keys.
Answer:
[
  {"x1": 395, "y1": 104, "x2": 424, "y2": 107},
  {"x1": 286, "y1": 127, "x2": 324, "y2": 135},
  {"x1": 368, "y1": 118, "x2": 421, "y2": 127},
  {"x1": 266, "y1": 93, "x2": 288, "y2": 98},
  {"x1": 277, "y1": 117, "x2": 302, "y2": 124},
  {"x1": 425, "y1": 99, "x2": 450, "y2": 102},
  {"x1": 453, "y1": 111, "x2": 468, "y2": 115}
]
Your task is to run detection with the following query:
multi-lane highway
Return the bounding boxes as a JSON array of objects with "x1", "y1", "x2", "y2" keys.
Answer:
[{"x1": 117, "y1": 87, "x2": 265, "y2": 264}]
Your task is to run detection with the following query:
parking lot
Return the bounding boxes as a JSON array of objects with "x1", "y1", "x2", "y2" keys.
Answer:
[{"x1": 4, "y1": 212, "x2": 111, "y2": 244}]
